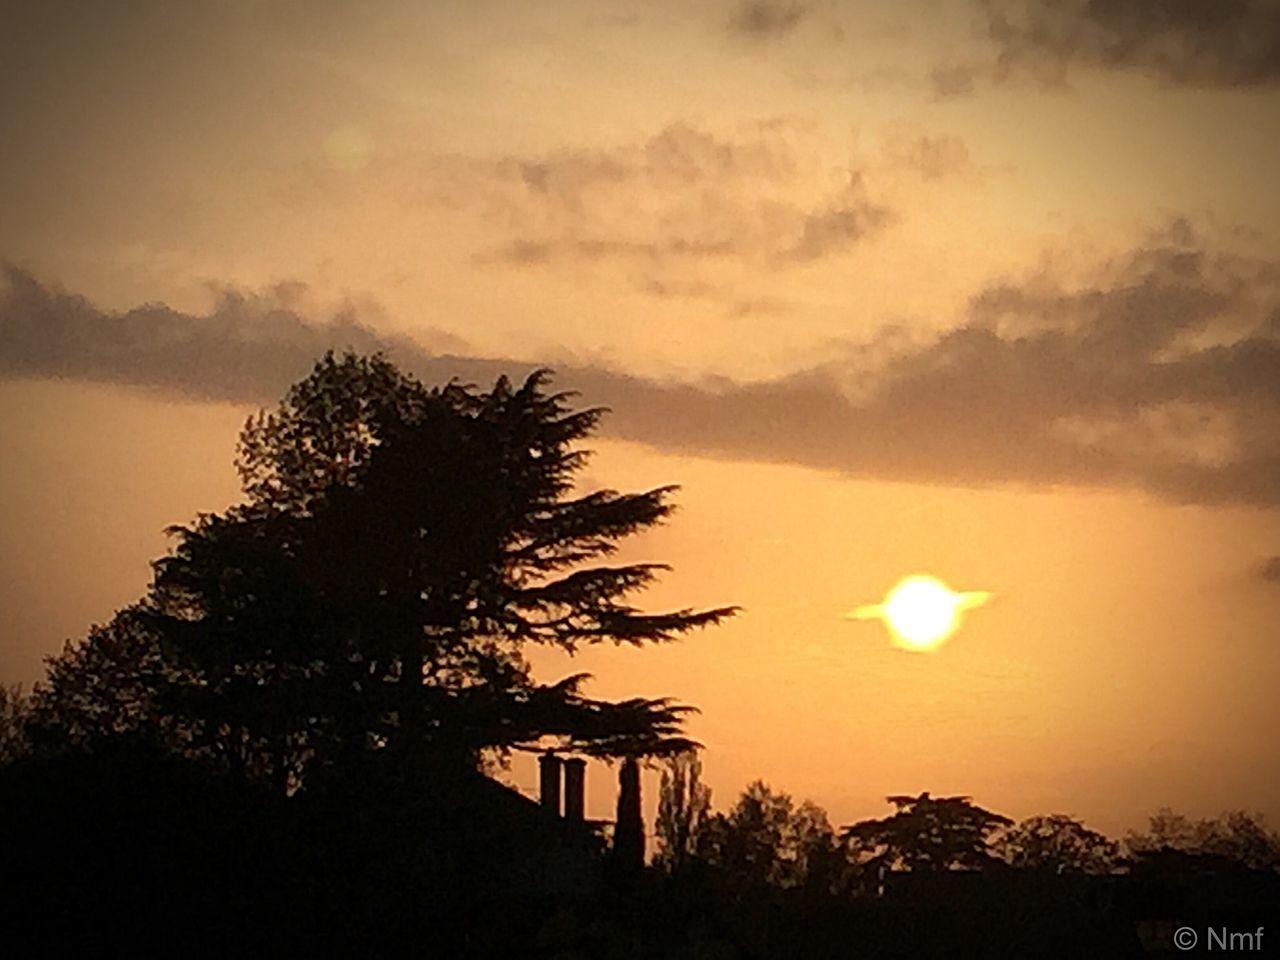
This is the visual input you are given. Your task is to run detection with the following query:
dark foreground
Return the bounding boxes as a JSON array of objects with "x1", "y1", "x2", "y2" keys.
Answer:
[{"x1": 3, "y1": 742, "x2": 1276, "y2": 959}]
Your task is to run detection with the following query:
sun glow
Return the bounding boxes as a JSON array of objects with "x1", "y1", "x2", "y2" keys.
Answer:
[{"x1": 850, "y1": 575, "x2": 992, "y2": 651}]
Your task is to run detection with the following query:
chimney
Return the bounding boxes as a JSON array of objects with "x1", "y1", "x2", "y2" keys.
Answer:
[
  {"x1": 563, "y1": 757, "x2": 586, "y2": 822},
  {"x1": 538, "y1": 752, "x2": 563, "y2": 813}
]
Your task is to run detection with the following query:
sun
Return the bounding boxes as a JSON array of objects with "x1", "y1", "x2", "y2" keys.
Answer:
[{"x1": 849, "y1": 575, "x2": 992, "y2": 651}]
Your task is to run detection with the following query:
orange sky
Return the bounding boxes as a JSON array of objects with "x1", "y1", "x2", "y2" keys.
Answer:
[{"x1": 2, "y1": 0, "x2": 1279, "y2": 838}]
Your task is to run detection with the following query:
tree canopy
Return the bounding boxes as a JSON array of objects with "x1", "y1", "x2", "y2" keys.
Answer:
[
  {"x1": 24, "y1": 353, "x2": 736, "y2": 787},
  {"x1": 843, "y1": 792, "x2": 1012, "y2": 873},
  {"x1": 655, "y1": 750, "x2": 713, "y2": 874},
  {"x1": 696, "y1": 780, "x2": 841, "y2": 891},
  {"x1": 993, "y1": 814, "x2": 1120, "y2": 875},
  {"x1": 1126, "y1": 808, "x2": 1280, "y2": 872}
]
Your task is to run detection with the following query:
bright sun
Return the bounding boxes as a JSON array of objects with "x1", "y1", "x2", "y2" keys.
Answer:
[{"x1": 850, "y1": 575, "x2": 992, "y2": 651}]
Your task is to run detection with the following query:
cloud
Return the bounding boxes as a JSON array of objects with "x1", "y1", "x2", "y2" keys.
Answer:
[
  {"x1": 929, "y1": 63, "x2": 982, "y2": 99},
  {"x1": 982, "y1": 0, "x2": 1280, "y2": 89},
  {"x1": 0, "y1": 266, "x2": 465, "y2": 404},
  {"x1": 1261, "y1": 556, "x2": 1280, "y2": 582},
  {"x1": 730, "y1": 1, "x2": 808, "y2": 38},
  {"x1": 784, "y1": 173, "x2": 894, "y2": 261},
  {"x1": 458, "y1": 122, "x2": 892, "y2": 271},
  {"x1": 881, "y1": 134, "x2": 973, "y2": 181},
  {"x1": 6, "y1": 221, "x2": 1280, "y2": 505}
]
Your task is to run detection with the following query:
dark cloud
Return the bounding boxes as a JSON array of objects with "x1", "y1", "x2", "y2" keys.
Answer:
[
  {"x1": 929, "y1": 63, "x2": 981, "y2": 99},
  {"x1": 0, "y1": 266, "x2": 464, "y2": 404},
  {"x1": 1261, "y1": 556, "x2": 1280, "y2": 582},
  {"x1": 983, "y1": 0, "x2": 1280, "y2": 89},
  {"x1": 881, "y1": 134, "x2": 973, "y2": 181},
  {"x1": 787, "y1": 192, "x2": 893, "y2": 261},
  {"x1": 5, "y1": 223, "x2": 1280, "y2": 505},
  {"x1": 465, "y1": 122, "x2": 891, "y2": 269},
  {"x1": 630, "y1": 278, "x2": 791, "y2": 319},
  {"x1": 730, "y1": 1, "x2": 808, "y2": 38}
]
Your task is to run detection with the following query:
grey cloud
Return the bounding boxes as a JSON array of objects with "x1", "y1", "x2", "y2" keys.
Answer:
[
  {"x1": 1261, "y1": 557, "x2": 1280, "y2": 582},
  {"x1": 929, "y1": 63, "x2": 981, "y2": 99},
  {"x1": 788, "y1": 197, "x2": 893, "y2": 261},
  {"x1": 630, "y1": 277, "x2": 791, "y2": 319},
  {"x1": 469, "y1": 123, "x2": 891, "y2": 270},
  {"x1": 479, "y1": 238, "x2": 743, "y2": 266},
  {"x1": 983, "y1": 0, "x2": 1280, "y2": 89},
  {"x1": 0, "y1": 266, "x2": 464, "y2": 404},
  {"x1": 490, "y1": 123, "x2": 802, "y2": 206},
  {"x1": 6, "y1": 224, "x2": 1280, "y2": 505},
  {"x1": 731, "y1": 1, "x2": 808, "y2": 38},
  {"x1": 882, "y1": 134, "x2": 973, "y2": 181}
]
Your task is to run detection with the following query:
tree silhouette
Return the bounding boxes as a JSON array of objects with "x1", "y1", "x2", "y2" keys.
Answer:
[
  {"x1": 0, "y1": 684, "x2": 30, "y2": 766},
  {"x1": 698, "y1": 780, "x2": 840, "y2": 891},
  {"x1": 655, "y1": 750, "x2": 713, "y2": 874},
  {"x1": 23, "y1": 607, "x2": 175, "y2": 757},
  {"x1": 30, "y1": 353, "x2": 736, "y2": 786},
  {"x1": 843, "y1": 792, "x2": 1012, "y2": 873},
  {"x1": 1127, "y1": 808, "x2": 1280, "y2": 872},
  {"x1": 994, "y1": 814, "x2": 1120, "y2": 875}
]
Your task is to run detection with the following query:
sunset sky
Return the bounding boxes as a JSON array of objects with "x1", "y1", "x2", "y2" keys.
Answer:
[{"x1": 3, "y1": 0, "x2": 1280, "y2": 838}]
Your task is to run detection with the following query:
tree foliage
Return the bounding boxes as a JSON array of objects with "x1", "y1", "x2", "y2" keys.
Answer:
[
  {"x1": 994, "y1": 814, "x2": 1120, "y2": 875},
  {"x1": 23, "y1": 609, "x2": 174, "y2": 755},
  {"x1": 655, "y1": 750, "x2": 713, "y2": 874},
  {"x1": 24, "y1": 353, "x2": 736, "y2": 787},
  {"x1": 697, "y1": 780, "x2": 841, "y2": 891},
  {"x1": 0, "y1": 684, "x2": 31, "y2": 766},
  {"x1": 843, "y1": 792, "x2": 1012, "y2": 873},
  {"x1": 1127, "y1": 807, "x2": 1280, "y2": 872}
]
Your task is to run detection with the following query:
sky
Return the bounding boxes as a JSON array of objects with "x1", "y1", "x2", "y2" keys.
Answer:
[{"x1": 3, "y1": 0, "x2": 1280, "y2": 839}]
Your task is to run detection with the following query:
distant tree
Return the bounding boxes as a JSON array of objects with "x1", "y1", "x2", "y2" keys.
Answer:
[
  {"x1": 994, "y1": 814, "x2": 1120, "y2": 875},
  {"x1": 1127, "y1": 808, "x2": 1280, "y2": 872},
  {"x1": 698, "y1": 780, "x2": 840, "y2": 891},
  {"x1": 0, "y1": 684, "x2": 31, "y2": 766},
  {"x1": 843, "y1": 792, "x2": 1012, "y2": 873},
  {"x1": 1128, "y1": 807, "x2": 1197, "y2": 851},
  {"x1": 655, "y1": 750, "x2": 713, "y2": 873}
]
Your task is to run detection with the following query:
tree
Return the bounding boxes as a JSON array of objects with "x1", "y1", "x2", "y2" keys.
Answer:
[
  {"x1": 697, "y1": 781, "x2": 840, "y2": 891},
  {"x1": 0, "y1": 684, "x2": 31, "y2": 767},
  {"x1": 843, "y1": 792, "x2": 1012, "y2": 873},
  {"x1": 23, "y1": 608, "x2": 176, "y2": 756},
  {"x1": 35, "y1": 353, "x2": 735, "y2": 789},
  {"x1": 994, "y1": 814, "x2": 1120, "y2": 875},
  {"x1": 655, "y1": 750, "x2": 713, "y2": 873},
  {"x1": 1127, "y1": 808, "x2": 1280, "y2": 872}
]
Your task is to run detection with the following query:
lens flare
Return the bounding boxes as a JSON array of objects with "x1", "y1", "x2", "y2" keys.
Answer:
[{"x1": 849, "y1": 575, "x2": 992, "y2": 651}]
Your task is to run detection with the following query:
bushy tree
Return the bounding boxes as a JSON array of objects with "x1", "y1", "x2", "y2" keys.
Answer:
[
  {"x1": 1127, "y1": 808, "x2": 1280, "y2": 872},
  {"x1": 697, "y1": 781, "x2": 841, "y2": 891},
  {"x1": 655, "y1": 750, "x2": 713, "y2": 873},
  {"x1": 843, "y1": 792, "x2": 1012, "y2": 873},
  {"x1": 29, "y1": 353, "x2": 736, "y2": 788},
  {"x1": 23, "y1": 608, "x2": 175, "y2": 756},
  {"x1": 994, "y1": 814, "x2": 1120, "y2": 875},
  {"x1": 0, "y1": 684, "x2": 31, "y2": 766}
]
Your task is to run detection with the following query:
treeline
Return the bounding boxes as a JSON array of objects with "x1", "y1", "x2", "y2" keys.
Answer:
[{"x1": 651, "y1": 752, "x2": 1280, "y2": 894}]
